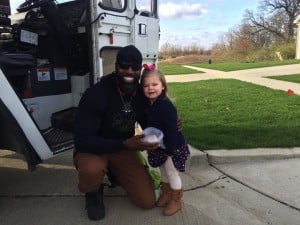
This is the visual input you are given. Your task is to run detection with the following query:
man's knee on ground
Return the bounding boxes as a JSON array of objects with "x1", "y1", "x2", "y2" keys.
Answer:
[{"x1": 78, "y1": 162, "x2": 106, "y2": 178}]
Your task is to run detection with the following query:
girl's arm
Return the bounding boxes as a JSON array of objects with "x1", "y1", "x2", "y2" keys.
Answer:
[{"x1": 161, "y1": 101, "x2": 179, "y2": 155}]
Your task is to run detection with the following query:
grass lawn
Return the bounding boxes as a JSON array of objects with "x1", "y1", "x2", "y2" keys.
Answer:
[
  {"x1": 168, "y1": 79, "x2": 300, "y2": 150},
  {"x1": 158, "y1": 59, "x2": 300, "y2": 74},
  {"x1": 266, "y1": 74, "x2": 300, "y2": 84}
]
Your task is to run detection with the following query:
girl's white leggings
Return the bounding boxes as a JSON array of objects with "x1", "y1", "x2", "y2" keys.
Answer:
[{"x1": 159, "y1": 156, "x2": 182, "y2": 190}]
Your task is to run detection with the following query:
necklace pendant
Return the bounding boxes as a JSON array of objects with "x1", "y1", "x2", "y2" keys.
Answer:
[{"x1": 122, "y1": 102, "x2": 133, "y2": 114}]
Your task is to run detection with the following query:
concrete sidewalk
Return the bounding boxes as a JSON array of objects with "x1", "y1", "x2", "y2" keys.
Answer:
[{"x1": 1, "y1": 148, "x2": 300, "y2": 225}]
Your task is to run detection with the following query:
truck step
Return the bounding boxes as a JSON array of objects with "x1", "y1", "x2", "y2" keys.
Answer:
[
  {"x1": 51, "y1": 107, "x2": 76, "y2": 131},
  {"x1": 42, "y1": 127, "x2": 74, "y2": 154}
]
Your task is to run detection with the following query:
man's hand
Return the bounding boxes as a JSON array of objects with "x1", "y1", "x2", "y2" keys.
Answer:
[
  {"x1": 124, "y1": 135, "x2": 159, "y2": 151},
  {"x1": 177, "y1": 116, "x2": 182, "y2": 131},
  {"x1": 176, "y1": 108, "x2": 182, "y2": 131}
]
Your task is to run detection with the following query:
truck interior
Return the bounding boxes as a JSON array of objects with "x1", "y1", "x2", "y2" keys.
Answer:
[{"x1": 0, "y1": 0, "x2": 90, "y2": 156}]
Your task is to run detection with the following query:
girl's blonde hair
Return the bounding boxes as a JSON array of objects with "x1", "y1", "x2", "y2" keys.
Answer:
[{"x1": 140, "y1": 69, "x2": 168, "y2": 93}]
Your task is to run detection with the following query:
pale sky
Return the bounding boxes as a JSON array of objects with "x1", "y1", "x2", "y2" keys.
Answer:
[
  {"x1": 11, "y1": 0, "x2": 261, "y2": 49},
  {"x1": 158, "y1": 0, "x2": 261, "y2": 49}
]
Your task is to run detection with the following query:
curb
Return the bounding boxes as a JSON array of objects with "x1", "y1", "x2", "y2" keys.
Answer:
[
  {"x1": 186, "y1": 145, "x2": 209, "y2": 169},
  {"x1": 187, "y1": 146, "x2": 300, "y2": 167},
  {"x1": 204, "y1": 148, "x2": 300, "y2": 164}
]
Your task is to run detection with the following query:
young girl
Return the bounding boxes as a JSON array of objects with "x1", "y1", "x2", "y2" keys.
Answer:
[{"x1": 140, "y1": 69, "x2": 190, "y2": 216}]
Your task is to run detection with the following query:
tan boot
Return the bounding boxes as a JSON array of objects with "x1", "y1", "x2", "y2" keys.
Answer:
[
  {"x1": 163, "y1": 189, "x2": 183, "y2": 216},
  {"x1": 156, "y1": 182, "x2": 172, "y2": 207}
]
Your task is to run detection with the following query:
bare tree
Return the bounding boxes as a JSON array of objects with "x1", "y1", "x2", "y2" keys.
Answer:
[
  {"x1": 159, "y1": 42, "x2": 204, "y2": 57},
  {"x1": 244, "y1": 0, "x2": 300, "y2": 41}
]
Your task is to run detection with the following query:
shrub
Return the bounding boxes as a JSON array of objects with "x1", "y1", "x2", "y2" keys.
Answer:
[{"x1": 273, "y1": 41, "x2": 296, "y2": 59}]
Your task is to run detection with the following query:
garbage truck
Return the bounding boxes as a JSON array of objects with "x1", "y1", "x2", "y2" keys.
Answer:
[{"x1": 0, "y1": 0, "x2": 160, "y2": 170}]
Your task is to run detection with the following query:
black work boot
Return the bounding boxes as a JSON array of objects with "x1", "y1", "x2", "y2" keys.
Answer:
[{"x1": 85, "y1": 185, "x2": 105, "y2": 220}]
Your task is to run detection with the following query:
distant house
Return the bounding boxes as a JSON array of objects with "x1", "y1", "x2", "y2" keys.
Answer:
[{"x1": 294, "y1": 15, "x2": 300, "y2": 59}]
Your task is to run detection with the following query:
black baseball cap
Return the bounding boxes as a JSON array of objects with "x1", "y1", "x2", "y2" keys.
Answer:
[{"x1": 116, "y1": 45, "x2": 142, "y2": 65}]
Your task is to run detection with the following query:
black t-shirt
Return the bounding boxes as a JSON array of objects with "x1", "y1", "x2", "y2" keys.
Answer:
[{"x1": 73, "y1": 73, "x2": 147, "y2": 154}]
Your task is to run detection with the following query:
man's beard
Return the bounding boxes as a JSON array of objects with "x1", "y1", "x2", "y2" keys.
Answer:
[{"x1": 116, "y1": 74, "x2": 139, "y2": 94}]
